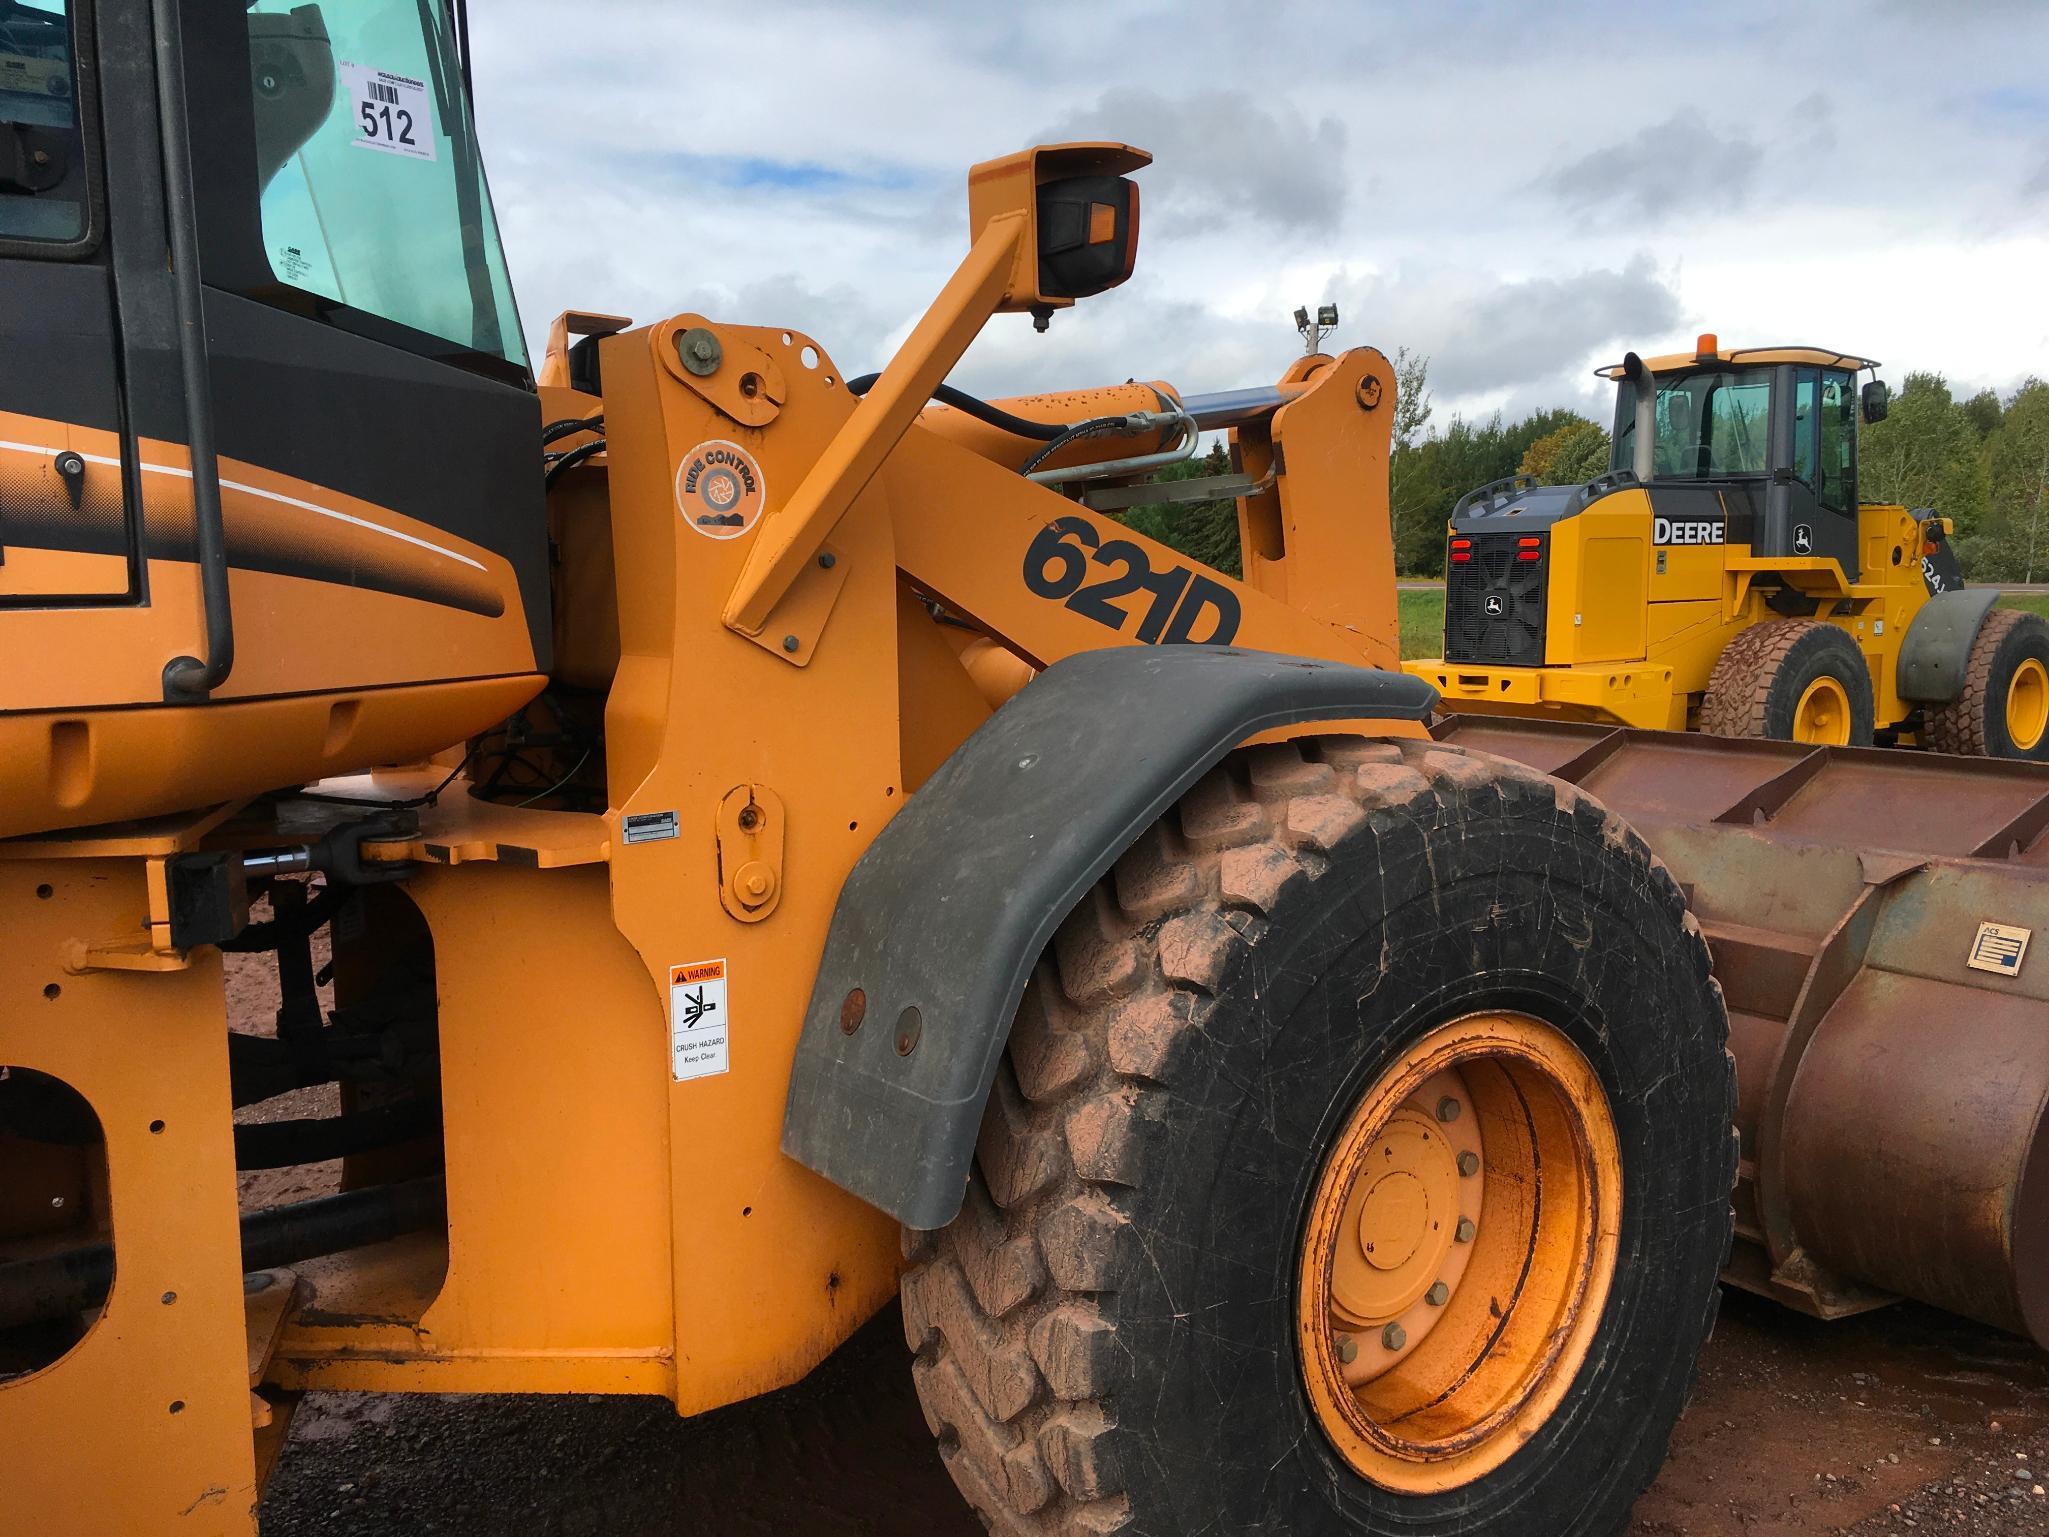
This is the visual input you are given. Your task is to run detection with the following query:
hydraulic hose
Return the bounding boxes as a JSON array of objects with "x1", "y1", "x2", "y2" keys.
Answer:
[{"x1": 845, "y1": 373, "x2": 1065, "y2": 442}]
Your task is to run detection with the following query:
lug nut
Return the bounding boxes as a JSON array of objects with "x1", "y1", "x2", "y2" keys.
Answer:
[
  {"x1": 1457, "y1": 1151, "x2": 1480, "y2": 1177},
  {"x1": 1436, "y1": 1096, "x2": 1461, "y2": 1123},
  {"x1": 1426, "y1": 1282, "x2": 1450, "y2": 1307},
  {"x1": 1382, "y1": 1323, "x2": 1407, "y2": 1351},
  {"x1": 1455, "y1": 1217, "x2": 1476, "y2": 1243},
  {"x1": 1337, "y1": 1335, "x2": 1358, "y2": 1364}
]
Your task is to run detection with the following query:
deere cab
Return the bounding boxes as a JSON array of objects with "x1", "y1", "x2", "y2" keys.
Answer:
[{"x1": 1408, "y1": 336, "x2": 2049, "y2": 758}]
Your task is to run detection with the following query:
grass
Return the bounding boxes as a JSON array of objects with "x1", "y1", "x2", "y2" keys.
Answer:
[
  {"x1": 1397, "y1": 589, "x2": 1444, "y2": 659},
  {"x1": 1394, "y1": 587, "x2": 2049, "y2": 661}
]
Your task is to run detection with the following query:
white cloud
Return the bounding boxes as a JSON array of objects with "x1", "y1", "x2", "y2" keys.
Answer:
[{"x1": 468, "y1": 0, "x2": 2049, "y2": 426}]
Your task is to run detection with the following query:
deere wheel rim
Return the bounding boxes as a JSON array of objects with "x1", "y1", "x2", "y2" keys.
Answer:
[
  {"x1": 1296, "y1": 1012, "x2": 1621, "y2": 1494},
  {"x1": 1793, "y1": 676, "x2": 1853, "y2": 745},
  {"x1": 2008, "y1": 658, "x2": 2049, "y2": 753}
]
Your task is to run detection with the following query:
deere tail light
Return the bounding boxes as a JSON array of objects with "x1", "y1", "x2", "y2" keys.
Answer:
[
  {"x1": 1450, "y1": 536, "x2": 1472, "y2": 565},
  {"x1": 1516, "y1": 535, "x2": 1542, "y2": 564}
]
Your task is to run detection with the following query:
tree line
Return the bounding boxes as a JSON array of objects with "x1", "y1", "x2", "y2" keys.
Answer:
[{"x1": 1121, "y1": 355, "x2": 2049, "y2": 584}]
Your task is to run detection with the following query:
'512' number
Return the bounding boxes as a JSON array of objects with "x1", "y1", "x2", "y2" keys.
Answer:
[{"x1": 1023, "y1": 516, "x2": 1242, "y2": 646}]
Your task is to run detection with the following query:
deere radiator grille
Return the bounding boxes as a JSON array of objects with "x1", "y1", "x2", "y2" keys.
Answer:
[{"x1": 1445, "y1": 531, "x2": 1548, "y2": 665}]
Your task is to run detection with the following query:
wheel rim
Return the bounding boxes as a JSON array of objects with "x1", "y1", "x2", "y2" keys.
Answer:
[
  {"x1": 1792, "y1": 676, "x2": 1852, "y2": 745},
  {"x1": 1295, "y1": 1012, "x2": 1622, "y2": 1493},
  {"x1": 2007, "y1": 658, "x2": 2049, "y2": 753}
]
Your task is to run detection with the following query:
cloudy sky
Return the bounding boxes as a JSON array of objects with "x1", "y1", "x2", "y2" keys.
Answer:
[{"x1": 469, "y1": 0, "x2": 2049, "y2": 428}]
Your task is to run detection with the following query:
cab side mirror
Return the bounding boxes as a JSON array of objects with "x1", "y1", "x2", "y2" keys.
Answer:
[
  {"x1": 1861, "y1": 380, "x2": 1890, "y2": 424},
  {"x1": 968, "y1": 142, "x2": 1150, "y2": 326}
]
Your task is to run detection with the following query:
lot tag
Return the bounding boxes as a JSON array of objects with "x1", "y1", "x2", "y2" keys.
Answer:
[
  {"x1": 342, "y1": 63, "x2": 437, "y2": 161},
  {"x1": 670, "y1": 958, "x2": 730, "y2": 1081}
]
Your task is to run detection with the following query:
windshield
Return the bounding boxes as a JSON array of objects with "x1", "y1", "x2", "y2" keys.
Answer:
[
  {"x1": 1613, "y1": 368, "x2": 1772, "y2": 480},
  {"x1": 238, "y1": 0, "x2": 525, "y2": 366}
]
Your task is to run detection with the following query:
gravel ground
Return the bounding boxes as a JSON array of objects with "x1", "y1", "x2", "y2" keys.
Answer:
[{"x1": 251, "y1": 1288, "x2": 2049, "y2": 1536}]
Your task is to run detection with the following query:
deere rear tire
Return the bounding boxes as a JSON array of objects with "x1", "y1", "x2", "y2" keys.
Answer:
[
  {"x1": 1923, "y1": 608, "x2": 2049, "y2": 761},
  {"x1": 1700, "y1": 619, "x2": 1875, "y2": 746},
  {"x1": 901, "y1": 738, "x2": 1735, "y2": 1536}
]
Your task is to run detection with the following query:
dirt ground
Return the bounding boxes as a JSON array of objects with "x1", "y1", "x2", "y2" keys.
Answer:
[
  {"x1": 226, "y1": 919, "x2": 2049, "y2": 1536},
  {"x1": 250, "y1": 1287, "x2": 2049, "y2": 1536}
]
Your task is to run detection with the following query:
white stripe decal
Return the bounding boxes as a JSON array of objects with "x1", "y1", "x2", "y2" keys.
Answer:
[{"x1": 0, "y1": 439, "x2": 489, "y2": 573}]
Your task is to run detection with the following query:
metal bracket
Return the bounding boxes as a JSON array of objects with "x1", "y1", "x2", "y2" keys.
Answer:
[
  {"x1": 716, "y1": 783, "x2": 786, "y2": 922},
  {"x1": 656, "y1": 317, "x2": 786, "y2": 428},
  {"x1": 737, "y1": 542, "x2": 851, "y2": 666}
]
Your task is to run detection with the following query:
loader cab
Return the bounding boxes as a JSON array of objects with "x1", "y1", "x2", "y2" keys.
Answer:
[
  {"x1": 1605, "y1": 341, "x2": 1882, "y2": 580},
  {"x1": 1, "y1": 0, "x2": 551, "y2": 835}
]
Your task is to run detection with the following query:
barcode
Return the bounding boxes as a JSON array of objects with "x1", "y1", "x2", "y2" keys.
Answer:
[{"x1": 367, "y1": 80, "x2": 400, "y2": 104}]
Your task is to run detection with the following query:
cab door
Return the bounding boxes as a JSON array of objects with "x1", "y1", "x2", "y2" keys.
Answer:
[{"x1": 0, "y1": 0, "x2": 136, "y2": 605}]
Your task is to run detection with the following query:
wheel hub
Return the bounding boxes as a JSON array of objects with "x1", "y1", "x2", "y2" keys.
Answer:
[
  {"x1": 2008, "y1": 658, "x2": 2048, "y2": 752},
  {"x1": 1327, "y1": 1080, "x2": 1483, "y2": 1379},
  {"x1": 1794, "y1": 676, "x2": 1851, "y2": 745},
  {"x1": 1295, "y1": 1012, "x2": 1621, "y2": 1494}
]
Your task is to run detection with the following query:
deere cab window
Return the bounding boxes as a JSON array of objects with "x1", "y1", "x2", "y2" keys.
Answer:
[
  {"x1": 1818, "y1": 369, "x2": 1855, "y2": 511},
  {"x1": 181, "y1": 1, "x2": 527, "y2": 374},
  {"x1": 1615, "y1": 369, "x2": 1773, "y2": 481},
  {"x1": 0, "y1": 0, "x2": 87, "y2": 247}
]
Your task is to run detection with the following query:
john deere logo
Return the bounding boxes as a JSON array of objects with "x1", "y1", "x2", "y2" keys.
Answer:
[
  {"x1": 1793, "y1": 524, "x2": 1814, "y2": 555},
  {"x1": 676, "y1": 440, "x2": 767, "y2": 540},
  {"x1": 1484, "y1": 595, "x2": 1505, "y2": 618}
]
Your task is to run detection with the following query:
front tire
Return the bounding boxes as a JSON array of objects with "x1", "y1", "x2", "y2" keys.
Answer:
[
  {"x1": 902, "y1": 738, "x2": 1735, "y2": 1536},
  {"x1": 1923, "y1": 608, "x2": 2049, "y2": 760},
  {"x1": 1701, "y1": 619, "x2": 1875, "y2": 746}
]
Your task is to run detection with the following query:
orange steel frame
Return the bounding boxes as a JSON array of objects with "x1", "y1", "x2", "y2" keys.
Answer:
[{"x1": 0, "y1": 147, "x2": 1422, "y2": 1534}]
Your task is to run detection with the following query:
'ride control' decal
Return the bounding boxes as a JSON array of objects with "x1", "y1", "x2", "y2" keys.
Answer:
[{"x1": 676, "y1": 440, "x2": 768, "y2": 540}]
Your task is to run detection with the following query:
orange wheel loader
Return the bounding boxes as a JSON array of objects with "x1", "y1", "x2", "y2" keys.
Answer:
[{"x1": 1, "y1": 7, "x2": 2043, "y2": 1537}]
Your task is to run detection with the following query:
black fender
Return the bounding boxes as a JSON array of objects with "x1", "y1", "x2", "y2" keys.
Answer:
[
  {"x1": 779, "y1": 646, "x2": 1438, "y2": 1229},
  {"x1": 1898, "y1": 588, "x2": 2002, "y2": 703}
]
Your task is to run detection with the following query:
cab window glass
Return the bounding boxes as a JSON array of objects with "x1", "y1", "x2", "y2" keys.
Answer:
[
  {"x1": 0, "y1": 0, "x2": 84, "y2": 244},
  {"x1": 190, "y1": 0, "x2": 526, "y2": 369},
  {"x1": 1818, "y1": 370, "x2": 1855, "y2": 511},
  {"x1": 1634, "y1": 370, "x2": 1771, "y2": 479},
  {"x1": 1792, "y1": 369, "x2": 1818, "y2": 488}
]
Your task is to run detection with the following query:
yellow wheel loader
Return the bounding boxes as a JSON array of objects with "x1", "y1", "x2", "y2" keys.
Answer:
[
  {"x1": 1407, "y1": 337, "x2": 2049, "y2": 758},
  {"x1": 0, "y1": 8, "x2": 2043, "y2": 1537}
]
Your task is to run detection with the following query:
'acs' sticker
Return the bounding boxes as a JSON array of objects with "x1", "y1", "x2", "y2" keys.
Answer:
[{"x1": 676, "y1": 440, "x2": 768, "y2": 540}]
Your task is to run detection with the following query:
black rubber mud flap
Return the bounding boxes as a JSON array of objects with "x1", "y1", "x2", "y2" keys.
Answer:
[
  {"x1": 779, "y1": 646, "x2": 1437, "y2": 1229},
  {"x1": 1898, "y1": 588, "x2": 2001, "y2": 702}
]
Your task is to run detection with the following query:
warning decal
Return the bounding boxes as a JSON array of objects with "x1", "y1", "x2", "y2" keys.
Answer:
[
  {"x1": 670, "y1": 958, "x2": 730, "y2": 1081},
  {"x1": 675, "y1": 440, "x2": 767, "y2": 540}
]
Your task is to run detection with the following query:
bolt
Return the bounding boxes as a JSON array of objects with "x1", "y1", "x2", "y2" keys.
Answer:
[
  {"x1": 1382, "y1": 1323, "x2": 1407, "y2": 1351},
  {"x1": 737, "y1": 805, "x2": 761, "y2": 831},
  {"x1": 31, "y1": 148, "x2": 50, "y2": 167},
  {"x1": 1337, "y1": 1335, "x2": 1358, "y2": 1364},
  {"x1": 1457, "y1": 1151, "x2": 1480, "y2": 1177},
  {"x1": 1455, "y1": 1217, "x2": 1476, "y2": 1243},
  {"x1": 734, "y1": 860, "x2": 776, "y2": 906},
  {"x1": 895, "y1": 1006, "x2": 924, "y2": 1057},
  {"x1": 676, "y1": 327, "x2": 722, "y2": 376},
  {"x1": 1436, "y1": 1096, "x2": 1461, "y2": 1123},
  {"x1": 839, "y1": 988, "x2": 866, "y2": 1036},
  {"x1": 1427, "y1": 1282, "x2": 1450, "y2": 1307},
  {"x1": 49, "y1": 1196, "x2": 64, "y2": 1210},
  {"x1": 818, "y1": 552, "x2": 837, "y2": 569},
  {"x1": 1356, "y1": 375, "x2": 1383, "y2": 410},
  {"x1": 161, "y1": 1291, "x2": 177, "y2": 1306},
  {"x1": 782, "y1": 634, "x2": 800, "y2": 653}
]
